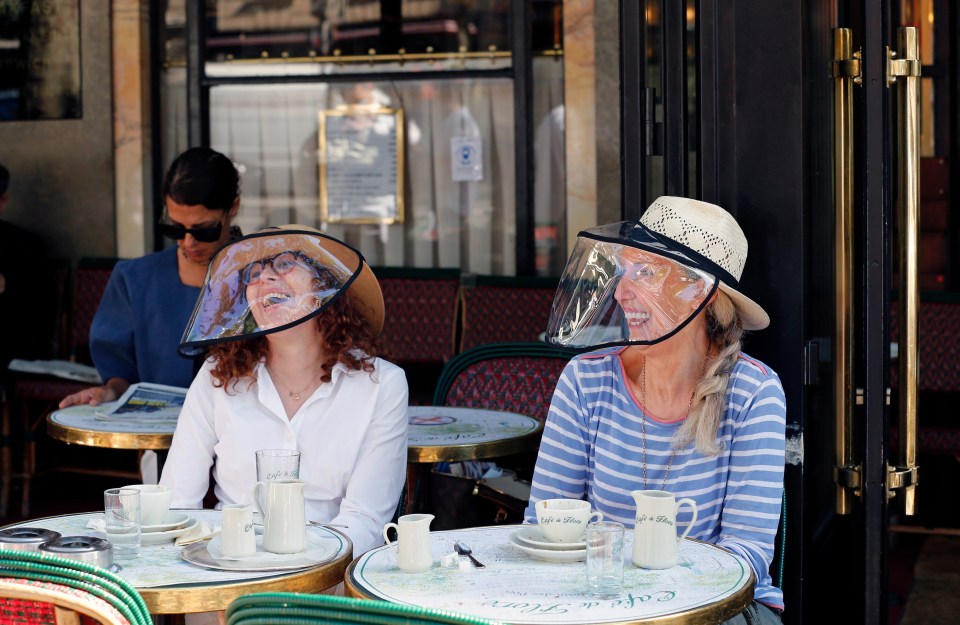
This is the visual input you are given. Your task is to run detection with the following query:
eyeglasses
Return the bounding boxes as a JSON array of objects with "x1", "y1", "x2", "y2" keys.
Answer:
[
  {"x1": 157, "y1": 221, "x2": 224, "y2": 243},
  {"x1": 240, "y1": 251, "x2": 309, "y2": 285}
]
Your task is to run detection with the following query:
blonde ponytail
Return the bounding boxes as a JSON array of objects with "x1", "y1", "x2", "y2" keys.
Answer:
[{"x1": 675, "y1": 292, "x2": 743, "y2": 454}]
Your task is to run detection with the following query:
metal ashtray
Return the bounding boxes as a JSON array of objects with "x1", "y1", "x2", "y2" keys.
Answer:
[
  {"x1": 38, "y1": 535, "x2": 114, "y2": 568},
  {"x1": 0, "y1": 527, "x2": 61, "y2": 552}
]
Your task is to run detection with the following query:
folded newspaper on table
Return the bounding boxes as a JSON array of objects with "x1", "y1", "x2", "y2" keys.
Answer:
[
  {"x1": 7, "y1": 359, "x2": 103, "y2": 384},
  {"x1": 94, "y1": 382, "x2": 188, "y2": 422}
]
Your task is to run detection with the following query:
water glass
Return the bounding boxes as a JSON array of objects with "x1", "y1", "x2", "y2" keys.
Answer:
[
  {"x1": 256, "y1": 449, "x2": 301, "y2": 481},
  {"x1": 104, "y1": 487, "x2": 141, "y2": 560},
  {"x1": 586, "y1": 521, "x2": 625, "y2": 599}
]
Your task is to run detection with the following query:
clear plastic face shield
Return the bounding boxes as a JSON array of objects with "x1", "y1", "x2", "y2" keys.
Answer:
[
  {"x1": 546, "y1": 223, "x2": 719, "y2": 348},
  {"x1": 179, "y1": 230, "x2": 362, "y2": 356}
]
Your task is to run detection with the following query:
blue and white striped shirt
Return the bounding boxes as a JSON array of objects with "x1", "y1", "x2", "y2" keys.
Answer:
[{"x1": 526, "y1": 347, "x2": 786, "y2": 609}]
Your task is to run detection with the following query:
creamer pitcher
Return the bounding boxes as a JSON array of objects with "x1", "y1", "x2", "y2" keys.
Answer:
[
  {"x1": 253, "y1": 479, "x2": 307, "y2": 554},
  {"x1": 631, "y1": 489, "x2": 698, "y2": 569},
  {"x1": 383, "y1": 513, "x2": 434, "y2": 572}
]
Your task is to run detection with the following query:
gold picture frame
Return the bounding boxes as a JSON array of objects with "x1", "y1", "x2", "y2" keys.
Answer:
[{"x1": 318, "y1": 106, "x2": 405, "y2": 225}]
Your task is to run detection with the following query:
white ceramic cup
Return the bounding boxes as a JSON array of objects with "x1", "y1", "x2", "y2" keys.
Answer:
[
  {"x1": 122, "y1": 484, "x2": 172, "y2": 527},
  {"x1": 535, "y1": 499, "x2": 603, "y2": 543},
  {"x1": 221, "y1": 504, "x2": 256, "y2": 558},
  {"x1": 382, "y1": 513, "x2": 434, "y2": 573},
  {"x1": 253, "y1": 479, "x2": 307, "y2": 554},
  {"x1": 631, "y1": 489, "x2": 699, "y2": 569}
]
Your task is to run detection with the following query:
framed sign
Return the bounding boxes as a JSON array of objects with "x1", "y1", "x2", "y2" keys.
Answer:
[{"x1": 319, "y1": 106, "x2": 405, "y2": 225}]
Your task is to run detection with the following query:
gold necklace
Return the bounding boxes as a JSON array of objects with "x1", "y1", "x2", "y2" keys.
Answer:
[
  {"x1": 639, "y1": 355, "x2": 709, "y2": 490},
  {"x1": 269, "y1": 366, "x2": 320, "y2": 402}
]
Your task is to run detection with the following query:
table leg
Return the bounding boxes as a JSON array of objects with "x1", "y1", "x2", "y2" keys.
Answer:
[{"x1": 405, "y1": 462, "x2": 434, "y2": 514}]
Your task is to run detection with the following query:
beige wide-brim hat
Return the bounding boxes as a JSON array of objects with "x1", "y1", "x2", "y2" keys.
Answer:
[
  {"x1": 640, "y1": 196, "x2": 770, "y2": 330},
  {"x1": 178, "y1": 225, "x2": 384, "y2": 356},
  {"x1": 228, "y1": 225, "x2": 385, "y2": 332}
]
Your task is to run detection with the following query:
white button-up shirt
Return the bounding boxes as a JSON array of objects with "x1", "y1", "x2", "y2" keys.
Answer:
[{"x1": 160, "y1": 357, "x2": 408, "y2": 555}]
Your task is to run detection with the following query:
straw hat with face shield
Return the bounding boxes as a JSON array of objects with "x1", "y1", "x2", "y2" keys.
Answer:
[
  {"x1": 546, "y1": 196, "x2": 769, "y2": 349},
  {"x1": 179, "y1": 225, "x2": 384, "y2": 357}
]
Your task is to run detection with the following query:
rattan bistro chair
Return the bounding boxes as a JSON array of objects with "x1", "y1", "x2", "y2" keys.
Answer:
[
  {"x1": 0, "y1": 549, "x2": 150, "y2": 625},
  {"x1": 0, "y1": 578, "x2": 129, "y2": 625},
  {"x1": 456, "y1": 274, "x2": 559, "y2": 354},
  {"x1": 5, "y1": 257, "x2": 121, "y2": 517},
  {"x1": 226, "y1": 592, "x2": 502, "y2": 625},
  {"x1": 433, "y1": 342, "x2": 580, "y2": 424}
]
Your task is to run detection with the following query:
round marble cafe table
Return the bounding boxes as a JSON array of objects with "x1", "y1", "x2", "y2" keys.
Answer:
[{"x1": 345, "y1": 525, "x2": 754, "y2": 625}]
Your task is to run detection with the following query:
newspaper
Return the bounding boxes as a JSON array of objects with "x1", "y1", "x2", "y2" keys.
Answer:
[
  {"x1": 7, "y1": 359, "x2": 103, "y2": 384},
  {"x1": 94, "y1": 382, "x2": 188, "y2": 422}
]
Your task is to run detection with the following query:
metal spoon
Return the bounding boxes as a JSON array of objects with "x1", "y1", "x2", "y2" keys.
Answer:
[
  {"x1": 308, "y1": 521, "x2": 349, "y2": 529},
  {"x1": 454, "y1": 541, "x2": 485, "y2": 568}
]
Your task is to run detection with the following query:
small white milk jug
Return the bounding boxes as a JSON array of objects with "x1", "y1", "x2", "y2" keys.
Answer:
[
  {"x1": 382, "y1": 513, "x2": 435, "y2": 573},
  {"x1": 253, "y1": 479, "x2": 307, "y2": 554},
  {"x1": 631, "y1": 489, "x2": 698, "y2": 569}
]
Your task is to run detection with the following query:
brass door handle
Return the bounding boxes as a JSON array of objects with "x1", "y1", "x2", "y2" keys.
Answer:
[
  {"x1": 831, "y1": 28, "x2": 860, "y2": 515},
  {"x1": 830, "y1": 28, "x2": 921, "y2": 515},
  {"x1": 889, "y1": 27, "x2": 921, "y2": 515}
]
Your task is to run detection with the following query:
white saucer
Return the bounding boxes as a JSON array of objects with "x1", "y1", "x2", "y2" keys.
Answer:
[
  {"x1": 142, "y1": 512, "x2": 190, "y2": 533},
  {"x1": 141, "y1": 516, "x2": 198, "y2": 545},
  {"x1": 513, "y1": 526, "x2": 585, "y2": 550},
  {"x1": 509, "y1": 533, "x2": 585, "y2": 562}
]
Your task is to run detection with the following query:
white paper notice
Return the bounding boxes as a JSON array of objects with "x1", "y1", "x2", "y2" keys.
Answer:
[{"x1": 450, "y1": 136, "x2": 484, "y2": 181}]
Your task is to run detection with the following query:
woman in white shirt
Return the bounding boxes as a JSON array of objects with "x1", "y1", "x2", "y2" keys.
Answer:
[{"x1": 160, "y1": 225, "x2": 408, "y2": 555}]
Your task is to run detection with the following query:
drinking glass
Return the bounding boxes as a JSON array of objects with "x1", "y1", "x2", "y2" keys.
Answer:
[
  {"x1": 104, "y1": 487, "x2": 141, "y2": 560},
  {"x1": 586, "y1": 521, "x2": 625, "y2": 599},
  {"x1": 256, "y1": 449, "x2": 301, "y2": 481}
]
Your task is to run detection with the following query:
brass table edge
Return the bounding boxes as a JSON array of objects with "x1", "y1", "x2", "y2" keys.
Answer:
[
  {"x1": 143, "y1": 547, "x2": 353, "y2": 614},
  {"x1": 407, "y1": 428, "x2": 543, "y2": 463},
  {"x1": 47, "y1": 416, "x2": 173, "y2": 450}
]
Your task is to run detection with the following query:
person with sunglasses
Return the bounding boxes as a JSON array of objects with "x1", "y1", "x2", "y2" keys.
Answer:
[{"x1": 59, "y1": 147, "x2": 243, "y2": 408}]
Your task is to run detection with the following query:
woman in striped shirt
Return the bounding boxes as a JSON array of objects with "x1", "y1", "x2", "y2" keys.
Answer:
[{"x1": 529, "y1": 196, "x2": 786, "y2": 624}]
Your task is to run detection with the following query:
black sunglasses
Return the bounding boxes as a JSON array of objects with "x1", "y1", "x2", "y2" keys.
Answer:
[{"x1": 158, "y1": 221, "x2": 224, "y2": 243}]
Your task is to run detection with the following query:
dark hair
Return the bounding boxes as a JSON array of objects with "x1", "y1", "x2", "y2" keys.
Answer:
[
  {"x1": 162, "y1": 147, "x2": 240, "y2": 211},
  {"x1": 0, "y1": 164, "x2": 9, "y2": 196}
]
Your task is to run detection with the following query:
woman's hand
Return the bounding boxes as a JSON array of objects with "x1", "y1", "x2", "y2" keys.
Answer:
[
  {"x1": 58, "y1": 385, "x2": 116, "y2": 408},
  {"x1": 58, "y1": 378, "x2": 129, "y2": 408}
]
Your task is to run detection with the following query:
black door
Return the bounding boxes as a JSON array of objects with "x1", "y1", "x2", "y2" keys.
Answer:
[{"x1": 619, "y1": 2, "x2": 922, "y2": 624}]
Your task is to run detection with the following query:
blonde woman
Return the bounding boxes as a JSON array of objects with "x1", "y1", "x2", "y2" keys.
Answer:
[{"x1": 527, "y1": 197, "x2": 786, "y2": 624}]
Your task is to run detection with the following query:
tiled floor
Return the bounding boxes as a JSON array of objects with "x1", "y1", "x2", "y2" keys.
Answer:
[
  {"x1": 888, "y1": 532, "x2": 926, "y2": 625},
  {"x1": 896, "y1": 534, "x2": 960, "y2": 625}
]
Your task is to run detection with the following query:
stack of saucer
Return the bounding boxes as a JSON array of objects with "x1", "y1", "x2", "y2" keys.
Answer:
[
  {"x1": 509, "y1": 525, "x2": 586, "y2": 562},
  {"x1": 141, "y1": 513, "x2": 198, "y2": 545}
]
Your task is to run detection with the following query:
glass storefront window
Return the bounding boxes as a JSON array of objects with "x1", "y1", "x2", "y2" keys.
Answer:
[
  {"x1": 204, "y1": 0, "x2": 514, "y2": 76},
  {"x1": 159, "y1": 0, "x2": 566, "y2": 276},
  {"x1": 532, "y1": 56, "x2": 565, "y2": 277},
  {"x1": 161, "y1": 0, "x2": 188, "y2": 168},
  {"x1": 210, "y1": 78, "x2": 520, "y2": 273}
]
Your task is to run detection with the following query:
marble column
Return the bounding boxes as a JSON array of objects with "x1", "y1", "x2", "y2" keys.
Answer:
[
  {"x1": 563, "y1": 0, "x2": 598, "y2": 247},
  {"x1": 112, "y1": 0, "x2": 152, "y2": 257}
]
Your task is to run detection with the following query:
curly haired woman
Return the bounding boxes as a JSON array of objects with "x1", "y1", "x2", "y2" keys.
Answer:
[{"x1": 160, "y1": 226, "x2": 408, "y2": 555}]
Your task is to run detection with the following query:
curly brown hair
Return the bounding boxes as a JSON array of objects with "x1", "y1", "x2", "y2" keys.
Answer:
[{"x1": 206, "y1": 290, "x2": 388, "y2": 393}]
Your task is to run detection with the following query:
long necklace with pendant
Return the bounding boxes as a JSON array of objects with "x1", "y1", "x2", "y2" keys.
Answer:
[{"x1": 639, "y1": 355, "x2": 709, "y2": 489}]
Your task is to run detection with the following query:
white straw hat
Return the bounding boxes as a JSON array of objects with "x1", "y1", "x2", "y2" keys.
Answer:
[{"x1": 640, "y1": 196, "x2": 770, "y2": 330}]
